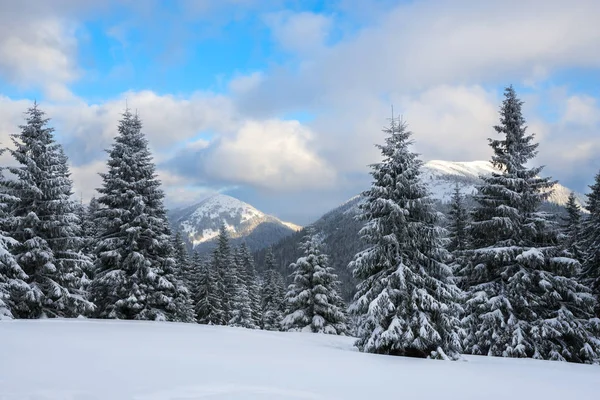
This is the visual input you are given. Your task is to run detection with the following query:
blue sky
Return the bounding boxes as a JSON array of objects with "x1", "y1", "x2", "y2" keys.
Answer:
[{"x1": 0, "y1": 0, "x2": 599, "y2": 224}]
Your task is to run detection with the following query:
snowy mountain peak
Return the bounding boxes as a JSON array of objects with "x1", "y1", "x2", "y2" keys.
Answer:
[
  {"x1": 422, "y1": 160, "x2": 585, "y2": 207},
  {"x1": 168, "y1": 193, "x2": 301, "y2": 253},
  {"x1": 423, "y1": 160, "x2": 497, "y2": 178},
  {"x1": 190, "y1": 194, "x2": 264, "y2": 224}
]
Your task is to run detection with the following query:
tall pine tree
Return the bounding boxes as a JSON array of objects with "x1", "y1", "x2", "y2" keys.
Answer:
[
  {"x1": 282, "y1": 231, "x2": 347, "y2": 334},
  {"x1": 349, "y1": 117, "x2": 462, "y2": 359},
  {"x1": 91, "y1": 109, "x2": 193, "y2": 321},
  {"x1": 461, "y1": 86, "x2": 599, "y2": 363},
  {"x1": 0, "y1": 104, "x2": 92, "y2": 318}
]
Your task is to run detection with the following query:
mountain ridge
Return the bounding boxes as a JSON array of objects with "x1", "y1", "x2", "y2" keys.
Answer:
[{"x1": 258, "y1": 159, "x2": 587, "y2": 300}]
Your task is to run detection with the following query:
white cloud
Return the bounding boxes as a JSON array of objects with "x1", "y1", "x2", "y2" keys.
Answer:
[
  {"x1": 264, "y1": 11, "x2": 332, "y2": 55},
  {"x1": 398, "y1": 86, "x2": 498, "y2": 162},
  {"x1": 563, "y1": 95, "x2": 600, "y2": 126},
  {"x1": 0, "y1": 1, "x2": 92, "y2": 101},
  {"x1": 204, "y1": 119, "x2": 335, "y2": 191},
  {"x1": 70, "y1": 160, "x2": 105, "y2": 202}
]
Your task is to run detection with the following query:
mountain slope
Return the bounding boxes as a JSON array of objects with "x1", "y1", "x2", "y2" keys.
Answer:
[
  {"x1": 422, "y1": 160, "x2": 586, "y2": 206},
  {"x1": 168, "y1": 194, "x2": 301, "y2": 254},
  {"x1": 263, "y1": 160, "x2": 585, "y2": 300}
]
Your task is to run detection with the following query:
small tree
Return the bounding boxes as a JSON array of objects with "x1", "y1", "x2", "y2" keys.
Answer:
[
  {"x1": 193, "y1": 252, "x2": 222, "y2": 325},
  {"x1": 447, "y1": 185, "x2": 469, "y2": 253},
  {"x1": 261, "y1": 248, "x2": 285, "y2": 330},
  {"x1": 282, "y1": 231, "x2": 347, "y2": 334},
  {"x1": 211, "y1": 224, "x2": 236, "y2": 325},
  {"x1": 560, "y1": 192, "x2": 583, "y2": 261},
  {"x1": 237, "y1": 243, "x2": 262, "y2": 327},
  {"x1": 172, "y1": 230, "x2": 194, "y2": 290}
]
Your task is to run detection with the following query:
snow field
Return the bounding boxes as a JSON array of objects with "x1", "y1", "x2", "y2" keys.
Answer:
[{"x1": 0, "y1": 319, "x2": 597, "y2": 400}]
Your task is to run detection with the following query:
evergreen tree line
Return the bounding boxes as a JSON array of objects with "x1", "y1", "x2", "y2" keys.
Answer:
[
  {"x1": 348, "y1": 86, "x2": 600, "y2": 363},
  {"x1": 0, "y1": 103, "x2": 348, "y2": 335}
]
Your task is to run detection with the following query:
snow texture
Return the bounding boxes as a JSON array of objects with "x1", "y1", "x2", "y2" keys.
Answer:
[{"x1": 0, "y1": 319, "x2": 597, "y2": 400}]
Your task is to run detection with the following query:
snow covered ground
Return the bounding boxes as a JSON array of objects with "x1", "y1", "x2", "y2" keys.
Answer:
[{"x1": 0, "y1": 320, "x2": 597, "y2": 400}]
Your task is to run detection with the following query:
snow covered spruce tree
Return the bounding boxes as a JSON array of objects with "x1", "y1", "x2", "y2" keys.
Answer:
[
  {"x1": 447, "y1": 185, "x2": 470, "y2": 254},
  {"x1": 582, "y1": 171, "x2": 600, "y2": 318},
  {"x1": 282, "y1": 231, "x2": 347, "y2": 334},
  {"x1": 0, "y1": 103, "x2": 93, "y2": 318},
  {"x1": 0, "y1": 167, "x2": 29, "y2": 320},
  {"x1": 193, "y1": 252, "x2": 223, "y2": 324},
  {"x1": 349, "y1": 117, "x2": 462, "y2": 359},
  {"x1": 461, "y1": 86, "x2": 599, "y2": 363},
  {"x1": 560, "y1": 192, "x2": 584, "y2": 261},
  {"x1": 210, "y1": 224, "x2": 237, "y2": 325},
  {"x1": 91, "y1": 109, "x2": 194, "y2": 322},
  {"x1": 239, "y1": 243, "x2": 262, "y2": 326},
  {"x1": 172, "y1": 230, "x2": 194, "y2": 290},
  {"x1": 78, "y1": 197, "x2": 101, "y2": 278},
  {"x1": 260, "y1": 248, "x2": 285, "y2": 330},
  {"x1": 229, "y1": 249, "x2": 257, "y2": 329}
]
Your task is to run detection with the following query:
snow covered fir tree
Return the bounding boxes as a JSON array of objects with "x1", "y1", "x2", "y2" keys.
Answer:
[
  {"x1": 349, "y1": 117, "x2": 463, "y2": 360},
  {"x1": 447, "y1": 185, "x2": 470, "y2": 254},
  {"x1": 260, "y1": 248, "x2": 285, "y2": 330},
  {"x1": 0, "y1": 167, "x2": 28, "y2": 320},
  {"x1": 460, "y1": 86, "x2": 599, "y2": 363},
  {"x1": 236, "y1": 243, "x2": 262, "y2": 328},
  {"x1": 0, "y1": 104, "x2": 93, "y2": 319},
  {"x1": 90, "y1": 109, "x2": 194, "y2": 322},
  {"x1": 194, "y1": 252, "x2": 222, "y2": 325},
  {"x1": 582, "y1": 171, "x2": 600, "y2": 318},
  {"x1": 560, "y1": 192, "x2": 583, "y2": 262},
  {"x1": 282, "y1": 230, "x2": 347, "y2": 334}
]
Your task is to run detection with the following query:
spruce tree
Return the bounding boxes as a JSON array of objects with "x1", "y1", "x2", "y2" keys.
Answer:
[
  {"x1": 211, "y1": 224, "x2": 236, "y2": 324},
  {"x1": 349, "y1": 117, "x2": 463, "y2": 360},
  {"x1": 172, "y1": 230, "x2": 194, "y2": 290},
  {"x1": 261, "y1": 248, "x2": 285, "y2": 330},
  {"x1": 79, "y1": 197, "x2": 101, "y2": 278},
  {"x1": 228, "y1": 247, "x2": 257, "y2": 329},
  {"x1": 282, "y1": 231, "x2": 347, "y2": 334},
  {"x1": 582, "y1": 172, "x2": 600, "y2": 318},
  {"x1": 560, "y1": 192, "x2": 583, "y2": 261},
  {"x1": 447, "y1": 185, "x2": 469, "y2": 253},
  {"x1": 238, "y1": 243, "x2": 262, "y2": 326},
  {"x1": 0, "y1": 104, "x2": 92, "y2": 318},
  {"x1": 461, "y1": 86, "x2": 599, "y2": 363},
  {"x1": 193, "y1": 252, "x2": 222, "y2": 324},
  {"x1": 91, "y1": 109, "x2": 193, "y2": 321},
  {"x1": 0, "y1": 169, "x2": 29, "y2": 319}
]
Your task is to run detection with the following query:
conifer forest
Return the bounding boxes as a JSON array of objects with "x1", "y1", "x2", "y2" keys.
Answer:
[{"x1": 2, "y1": 86, "x2": 600, "y2": 368}]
